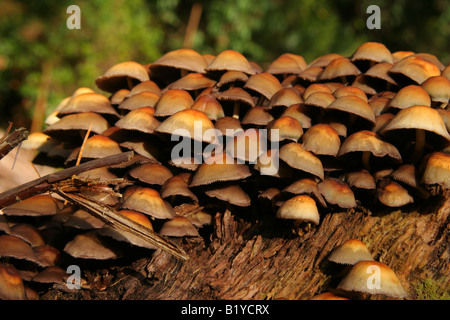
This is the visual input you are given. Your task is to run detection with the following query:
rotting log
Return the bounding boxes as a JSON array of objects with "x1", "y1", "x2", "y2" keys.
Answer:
[{"x1": 43, "y1": 193, "x2": 449, "y2": 300}]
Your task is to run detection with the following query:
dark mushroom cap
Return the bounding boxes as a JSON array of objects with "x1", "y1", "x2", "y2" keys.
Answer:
[{"x1": 0, "y1": 263, "x2": 26, "y2": 300}]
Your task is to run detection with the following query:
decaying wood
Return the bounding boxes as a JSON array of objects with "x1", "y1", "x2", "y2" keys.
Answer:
[
  {"x1": 0, "y1": 124, "x2": 28, "y2": 160},
  {"x1": 43, "y1": 193, "x2": 449, "y2": 300},
  {"x1": 0, "y1": 151, "x2": 134, "y2": 209}
]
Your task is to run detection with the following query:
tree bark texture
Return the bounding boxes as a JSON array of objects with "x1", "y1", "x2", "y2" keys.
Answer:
[{"x1": 44, "y1": 193, "x2": 449, "y2": 300}]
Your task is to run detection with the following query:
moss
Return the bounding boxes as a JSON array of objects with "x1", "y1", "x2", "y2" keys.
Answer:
[{"x1": 414, "y1": 278, "x2": 450, "y2": 300}]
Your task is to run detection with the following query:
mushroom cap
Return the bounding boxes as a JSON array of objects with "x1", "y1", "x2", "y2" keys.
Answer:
[
  {"x1": 421, "y1": 152, "x2": 450, "y2": 188},
  {"x1": 317, "y1": 178, "x2": 357, "y2": 209},
  {"x1": 275, "y1": 195, "x2": 320, "y2": 225},
  {"x1": 67, "y1": 134, "x2": 123, "y2": 162},
  {"x1": 333, "y1": 86, "x2": 368, "y2": 102},
  {"x1": 0, "y1": 194, "x2": 61, "y2": 217},
  {"x1": 158, "y1": 216, "x2": 200, "y2": 237},
  {"x1": 318, "y1": 57, "x2": 361, "y2": 81},
  {"x1": 392, "y1": 51, "x2": 415, "y2": 63},
  {"x1": 64, "y1": 231, "x2": 121, "y2": 260},
  {"x1": 0, "y1": 263, "x2": 26, "y2": 300},
  {"x1": 214, "y1": 116, "x2": 243, "y2": 137},
  {"x1": 338, "y1": 130, "x2": 402, "y2": 161},
  {"x1": 156, "y1": 109, "x2": 217, "y2": 144},
  {"x1": 96, "y1": 61, "x2": 150, "y2": 93},
  {"x1": 9, "y1": 223, "x2": 45, "y2": 247},
  {"x1": 168, "y1": 73, "x2": 216, "y2": 92},
  {"x1": 280, "y1": 104, "x2": 312, "y2": 129},
  {"x1": 345, "y1": 169, "x2": 376, "y2": 190},
  {"x1": 215, "y1": 87, "x2": 255, "y2": 107},
  {"x1": 244, "y1": 72, "x2": 283, "y2": 101},
  {"x1": 226, "y1": 128, "x2": 265, "y2": 163},
  {"x1": 110, "y1": 88, "x2": 131, "y2": 105},
  {"x1": 388, "y1": 85, "x2": 431, "y2": 110},
  {"x1": 310, "y1": 292, "x2": 349, "y2": 300},
  {"x1": 308, "y1": 53, "x2": 344, "y2": 68},
  {"x1": 279, "y1": 142, "x2": 324, "y2": 180},
  {"x1": 351, "y1": 42, "x2": 393, "y2": 64},
  {"x1": 150, "y1": 48, "x2": 208, "y2": 74},
  {"x1": 32, "y1": 245, "x2": 61, "y2": 267},
  {"x1": 118, "y1": 210, "x2": 153, "y2": 230},
  {"x1": 267, "y1": 88, "x2": 303, "y2": 109},
  {"x1": 43, "y1": 112, "x2": 110, "y2": 136},
  {"x1": 0, "y1": 235, "x2": 43, "y2": 265},
  {"x1": 154, "y1": 89, "x2": 194, "y2": 117},
  {"x1": 118, "y1": 91, "x2": 160, "y2": 111},
  {"x1": 58, "y1": 92, "x2": 120, "y2": 117},
  {"x1": 391, "y1": 164, "x2": 419, "y2": 188},
  {"x1": 377, "y1": 179, "x2": 414, "y2": 207},
  {"x1": 266, "y1": 53, "x2": 306, "y2": 75},
  {"x1": 304, "y1": 91, "x2": 335, "y2": 109},
  {"x1": 303, "y1": 83, "x2": 333, "y2": 100},
  {"x1": 241, "y1": 107, "x2": 274, "y2": 127},
  {"x1": 115, "y1": 107, "x2": 161, "y2": 134},
  {"x1": 382, "y1": 105, "x2": 450, "y2": 141},
  {"x1": 216, "y1": 70, "x2": 249, "y2": 88},
  {"x1": 121, "y1": 187, "x2": 176, "y2": 219},
  {"x1": 297, "y1": 66, "x2": 323, "y2": 82},
  {"x1": 127, "y1": 163, "x2": 173, "y2": 186},
  {"x1": 125, "y1": 80, "x2": 162, "y2": 98},
  {"x1": 389, "y1": 56, "x2": 441, "y2": 84},
  {"x1": 326, "y1": 95, "x2": 376, "y2": 126},
  {"x1": 302, "y1": 124, "x2": 340, "y2": 157},
  {"x1": 204, "y1": 183, "x2": 251, "y2": 207},
  {"x1": 160, "y1": 176, "x2": 198, "y2": 203},
  {"x1": 364, "y1": 62, "x2": 397, "y2": 86},
  {"x1": 337, "y1": 260, "x2": 407, "y2": 298},
  {"x1": 282, "y1": 178, "x2": 327, "y2": 207},
  {"x1": 328, "y1": 239, "x2": 374, "y2": 265},
  {"x1": 421, "y1": 76, "x2": 450, "y2": 104},
  {"x1": 190, "y1": 94, "x2": 225, "y2": 120},
  {"x1": 190, "y1": 152, "x2": 252, "y2": 187},
  {"x1": 267, "y1": 116, "x2": 303, "y2": 142},
  {"x1": 206, "y1": 49, "x2": 256, "y2": 75},
  {"x1": 32, "y1": 266, "x2": 68, "y2": 285}
]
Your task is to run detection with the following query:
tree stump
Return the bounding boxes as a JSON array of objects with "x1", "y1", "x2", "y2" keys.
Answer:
[{"x1": 43, "y1": 192, "x2": 449, "y2": 300}]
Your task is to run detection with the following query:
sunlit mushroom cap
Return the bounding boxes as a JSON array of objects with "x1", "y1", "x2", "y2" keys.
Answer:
[
  {"x1": 127, "y1": 163, "x2": 173, "y2": 186},
  {"x1": 0, "y1": 194, "x2": 61, "y2": 217},
  {"x1": 241, "y1": 107, "x2": 274, "y2": 127},
  {"x1": 190, "y1": 94, "x2": 225, "y2": 120},
  {"x1": 67, "y1": 134, "x2": 122, "y2": 163},
  {"x1": 280, "y1": 104, "x2": 312, "y2": 129},
  {"x1": 118, "y1": 210, "x2": 153, "y2": 230},
  {"x1": 389, "y1": 56, "x2": 441, "y2": 84},
  {"x1": 328, "y1": 239, "x2": 374, "y2": 265},
  {"x1": 338, "y1": 130, "x2": 402, "y2": 162},
  {"x1": 151, "y1": 48, "x2": 208, "y2": 74},
  {"x1": 58, "y1": 92, "x2": 120, "y2": 118},
  {"x1": 267, "y1": 88, "x2": 303, "y2": 109},
  {"x1": 317, "y1": 178, "x2": 356, "y2": 209},
  {"x1": 391, "y1": 51, "x2": 414, "y2": 63},
  {"x1": 279, "y1": 142, "x2": 324, "y2": 180},
  {"x1": 43, "y1": 112, "x2": 110, "y2": 136},
  {"x1": 275, "y1": 195, "x2": 320, "y2": 225},
  {"x1": 266, "y1": 53, "x2": 306, "y2": 75},
  {"x1": 421, "y1": 152, "x2": 450, "y2": 188},
  {"x1": 156, "y1": 109, "x2": 217, "y2": 144},
  {"x1": 351, "y1": 42, "x2": 393, "y2": 64},
  {"x1": 244, "y1": 73, "x2": 283, "y2": 100},
  {"x1": 121, "y1": 187, "x2": 176, "y2": 219},
  {"x1": 96, "y1": 61, "x2": 150, "y2": 93},
  {"x1": 205, "y1": 184, "x2": 251, "y2": 207},
  {"x1": 337, "y1": 260, "x2": 407, "y2": 298},
  {"x1": 154, "y1": 89, "x2": 194, "y2": 117},
  {"x1": 0, "y1": 263, "x2": 26, "y2": 300},
  {"x1": 64, "y1": 231, "x2": 121, "y2": 260},
  {"x1": 304, "y1": 91, "x2": 335, "y2": 109},
  {"x1": 318, "y1": 57, "x2": 361, "y2": 81},
  {"x1": 442, "y1": 64, "x2": 450, "y2": 80},
  {"x1": 377, "y1": 179, "x2": 414, "y2": 207},
  {"x1": 206, "y1": 49, "x2": 256, "y2": 75},
  {"x1": 382, "y1": 105, "x2": 450, "y2": 141},
  {"x1": 327, "y1": 95, "x2": 376, "y2": 126},
  {"x1": 282, "y1": 178, "x2": 327, "y2": 207},
  {"x1": 118, "y1": 91, "x2": 160, "y2": 111},
  {"x1": 302, "y1": 124, "x2": 341, "y2": 157},
  {"x1": 388, "y1": 85, "x2": 431, "y2": 110},
  {"x1": 364, "y1": 62, "x2": 397, "y2": 86},
  {"x1": 303, "y1": 83, "x2": 332, "y2": 99},
  {"x1": 333, "y1": 86, "x2": 368, "y2": 102},
  {"x1": 421, "y1": 76, "x2": 450, "y2": 104},
  {"x1": 216, "y1": 70, "x2": 249, "y2": 89},
  {"x1": 297, "y1": 66, "x2": 323, "y2": 82},
  {"x1": 267, "y1": 116, "x2": 303, "y2": 142},
  {"x1": 110, "y1": 88, "x2": 131, "y2": 105},
  {"x1": 115, "y1": 107, "x2": 160, "y2": 134},
  {"x1": 159, "y1": 216, "x2": 200, "y2": 237},
  {"x1": 190, "y1": 152, "x2": 252, "y2": 187},
  {"x1": 168, "y1": 73, "x2": 217, "y2": 91},
  {"x1": 308, "y1": 53, "x2": 344, "y2": 68},
  {"x1": 125, "y1": 80, "x2": 162, "y2": 98}
]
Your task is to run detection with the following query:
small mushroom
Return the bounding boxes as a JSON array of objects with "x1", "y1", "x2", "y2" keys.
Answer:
[
  {"x1": 377, "y1": 179, "x2": 414, "y2": 207},
  {"x1": 421, "y1": 152, "x2": 450, "y2": 189},
  {"x1": 64, "y1": 231, "x2": 122, "y2": 260},
  {"x1": 205, "y1": 49, "x2": 256, "y2": 75},
  {"x1": 0, "y1": 263, "x2": 27, "y2": 300},
  {"x1": 118, "y1": 91, "x2": 160, "y2": 111},
  {"x1": 115, "y1": 107, "x2": 161, "y2": 134},
  {"x1": 317, "y1": 178, "x2": 357, "y2": 209},
  {"x1": 276, "y1": 195, "x2": 320, "y2": 225},
  {"x1": 121, "y1": 187, "x2": 176, "y2": 220},
  {"x1": 154, "y1": 89, "x2": 194, "y2": 118},
  {"x1": 127, "y1": 163, "x2": 173, "y2": 187},
  {"x1": 337, "y1": 260, "x2": 407, "y2": 299},
  {"x1": 328, "y1": 239, "x2": 374, "y2": 265},
  {"x1": 158, "y1": 216, "x2": 200, "y2": 237},
  {"x1": 96, "y1": 61, "x2": 150, "y2": 93},
  {"x1": 204, "y1": 183, "x2": 251, "y2": 207},
  {"x1": 0, "y1": 194, "x2": 61, "y2": 217},
  {"x1": 279, "y1": 142, "x2": 324, "y2": 180}
]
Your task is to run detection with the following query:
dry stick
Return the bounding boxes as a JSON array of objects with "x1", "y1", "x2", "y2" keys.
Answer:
[
  {"x1": 54, "y1": 190, "x2": 189, "y2": 261},
  {"x1": 0, "y1": 151, "x2": 134, "y2": 209},
  {"x1": 0, "y1": 127, "x2": 29, "y2": 160}
]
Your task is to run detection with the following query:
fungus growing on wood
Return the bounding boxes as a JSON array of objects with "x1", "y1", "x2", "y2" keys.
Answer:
[
  {"x1": 96, "y1": 61, "x2": 150, "y2": 93},
  {"x1": 328, "y1": 239, "x2": 374, "y2": 265},
  {"x1": 279, "y1": 142, "x2": 324, "y2": 180},
  {"x1": 317, "y1": 178, "x2": 357, "y2": 209},
  {"x1": 159, "y1": 216, "x2": 200, "y2": 237},
  {"x1": 121, "y1": 187, "x2": 176, "y2": 220},
  {"x1": 64, "y1": 231, "x2": 121, "y2": 260},
  {"x1": 0, "y1": 263, "x2": 26, "y2": 300},
  {"x1": 276, "y1": 195, "x2": 320, "y2": 225}
]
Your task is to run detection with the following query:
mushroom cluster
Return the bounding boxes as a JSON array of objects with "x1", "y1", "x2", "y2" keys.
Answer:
[{"x1": 2, "y1": 43, "x2": 449, "y2": 299}]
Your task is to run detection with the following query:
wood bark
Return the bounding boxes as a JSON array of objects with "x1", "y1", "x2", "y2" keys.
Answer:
[{"x1": 43, "y1": 192, "x2": 449, "y2": 300}]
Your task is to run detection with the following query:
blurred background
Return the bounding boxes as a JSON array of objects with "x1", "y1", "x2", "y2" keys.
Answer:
[{"x1": 0, "y1": 0, "x2": 449, "y2": 133}]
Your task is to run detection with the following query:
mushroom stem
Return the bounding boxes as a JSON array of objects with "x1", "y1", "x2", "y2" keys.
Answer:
[
  {"x1": 257, "y1": 95, "x2": 266, "y2": 106},
  {"x1": 410, "y1": 129, "x2": 425, "y2": 163},
  {"x1": 340, "y1": 76, "x2": 348, "y2": 85},
  {"x1": 232, "y1": 102, "x2": 240, "y2": 119},
  {"x1": 180, "y1": 69, "x2": 189, "y2": 78},
  {"x1": 361, "y1": 151, "x2": 371, "y2": 171},
  {"x1": 126, "y1": 77, "x2": 134, "y2": 90}
]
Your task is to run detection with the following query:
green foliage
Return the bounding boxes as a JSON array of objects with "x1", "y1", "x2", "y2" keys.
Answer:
[{"x1": 0, "y1": 0, "x2": 449, "y2": 130}]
